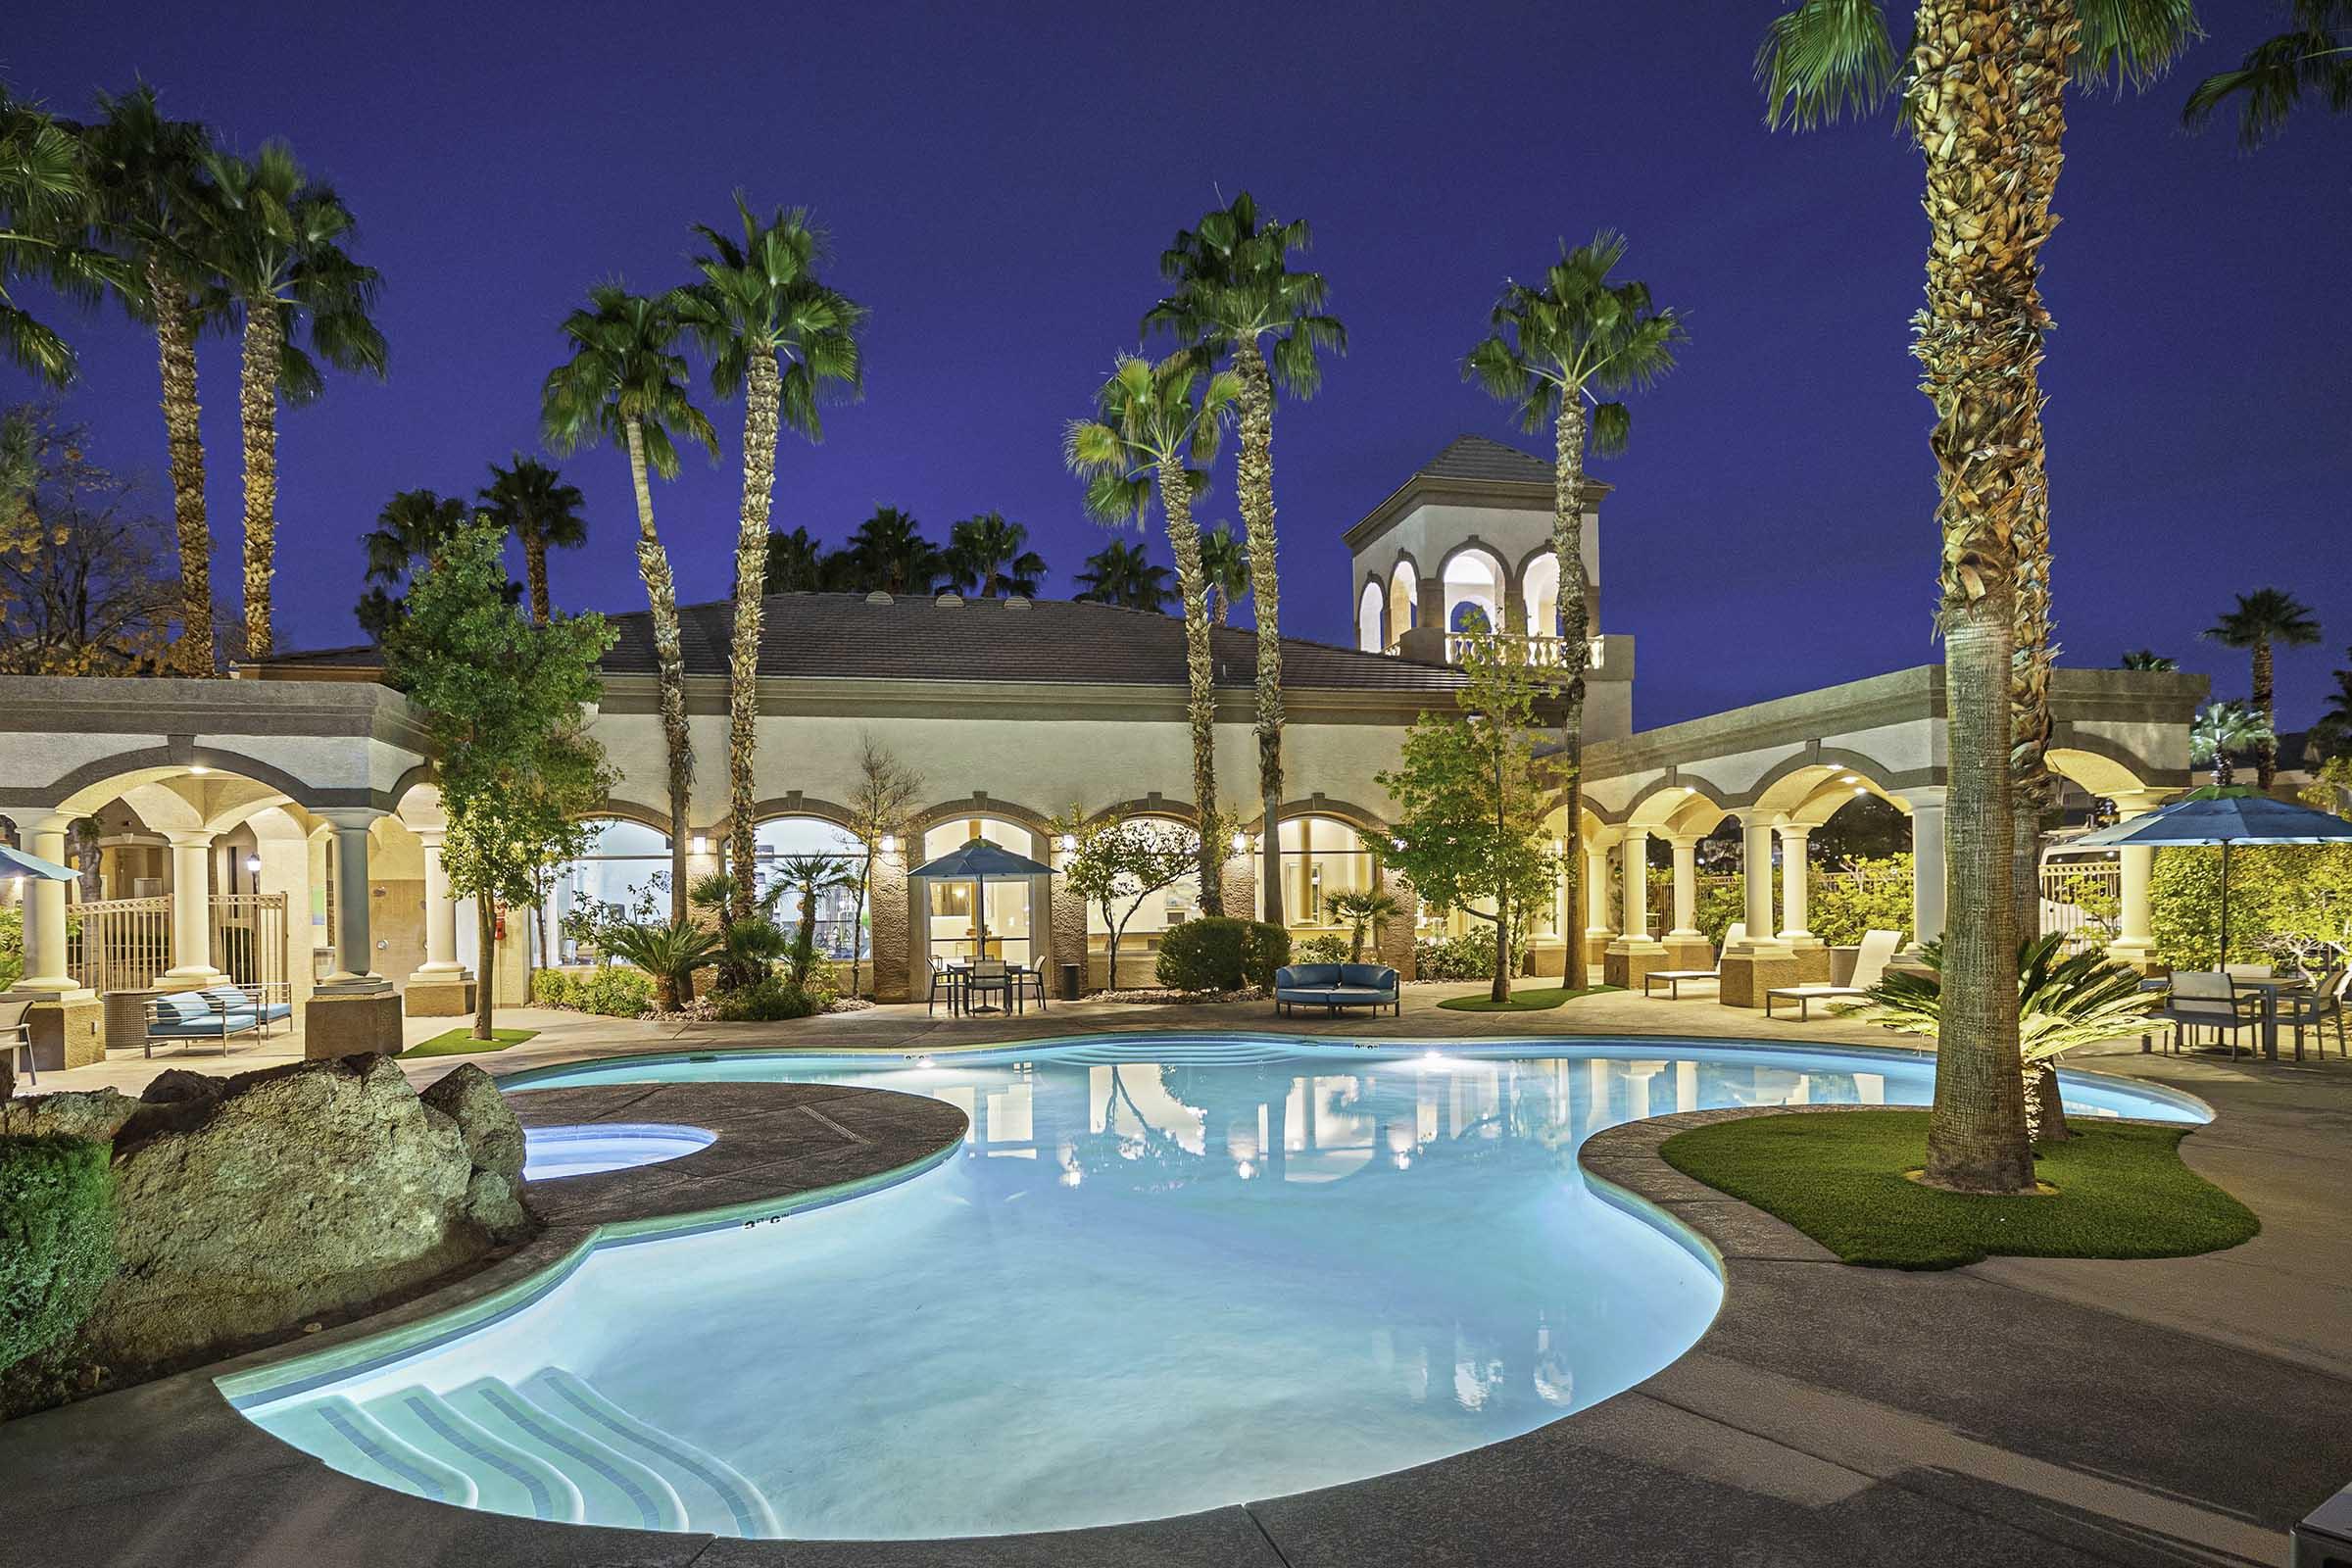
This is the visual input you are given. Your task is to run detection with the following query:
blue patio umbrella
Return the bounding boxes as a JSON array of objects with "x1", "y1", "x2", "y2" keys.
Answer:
[
  {"x1": 906, "y1": 837, "x2": 1056, "y2": 959},
  {"x1": 2070, "y1": 789, "x2": 2352, "y2": 969},
  {"x1": 0, "y1": 843, "x2": 77, "y2": 882}
]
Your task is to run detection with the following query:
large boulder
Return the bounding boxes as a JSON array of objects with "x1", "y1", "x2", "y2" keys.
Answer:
[
  {"x1": 420, "y1": 1064, "x2": 526, "y2": 1182},
  {"x1": 0, "y1": 1088, "x2": 139, "y2": 1145},
  {"x1": 72, "y1": 1054, "x2": 534, "y2": 1373}
]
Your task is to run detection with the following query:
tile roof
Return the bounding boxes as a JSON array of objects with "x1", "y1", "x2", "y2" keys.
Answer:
[
  {"x1": 1409, "y1": 433, "x2": 1554, "y2": 487},
  {"x1": 267, "y1": 593, "x2": 1470, "y2": 695}
]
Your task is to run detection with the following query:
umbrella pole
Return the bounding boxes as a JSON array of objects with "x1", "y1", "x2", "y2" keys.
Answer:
[{"x1": 976, "y1": 872, "x2": 988, "y2": 960}]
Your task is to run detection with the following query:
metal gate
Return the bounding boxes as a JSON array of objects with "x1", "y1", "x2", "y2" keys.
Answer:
[
  {"x1": 2040, "y1": 860, "x2": 2121, "y2": 952},
  {"x1": 68, "y1": 893, "x2": 287, "y2": 993},
  {"x1": 210, "y1": 893, "x2": 287, "y2": 991}
]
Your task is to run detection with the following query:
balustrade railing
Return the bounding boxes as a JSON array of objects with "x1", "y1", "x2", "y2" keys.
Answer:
[{"x1": 67, "y1": 892, "x2": 288, "y2": 994}]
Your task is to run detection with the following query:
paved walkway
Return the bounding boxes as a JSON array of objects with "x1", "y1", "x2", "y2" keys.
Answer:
[{"x1": 7, "y1": 984, "x2": 2349, "y2": 1564}]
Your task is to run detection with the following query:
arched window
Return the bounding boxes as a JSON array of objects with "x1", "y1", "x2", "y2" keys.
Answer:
[
  {"x1": 757, "y1": 816, "x2": 869, "y2": 960},
  {"x1": 1521, "y1": 552, "x2": 1561, "y2": 641},
  {"x1": 1277, "y1": 816, "x2": 1376, "y2": 929},
  {"x1": 1388, "y1": 560, "x2": 1419, "y2": 646},
  {"x1": 1442, "y1": 549, "x2": 1504, "y2": 636},
  {"x1": 551, "y1": 817, "x2": 669, "y2": 962},
  {"x1": 921, "y1": 817, "x2": 1038, "y2": 966},
  {"x1": 1357, "y1": 581, "x2": 1385, "y2": 652}
]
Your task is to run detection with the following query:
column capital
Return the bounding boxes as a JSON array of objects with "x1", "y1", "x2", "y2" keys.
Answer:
[
  {"x1": 318, "y1": 807, "x2": 386, "y2": 834},
  {"x1": 1775, "y1": 822, "x2": 1812, "y2": 841},
  {"x1": 413, "y1": 826, "x2": 447, "y2": 851},
  {"x1": 1900, "y1": 786, "x2": 1949, "y2": 812},
  {"x1": 164, "y1": 827, "x2": 216, "y2": 850}
]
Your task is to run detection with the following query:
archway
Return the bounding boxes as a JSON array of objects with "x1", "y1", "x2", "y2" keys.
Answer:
[
  {"x1": 1441, "y1": 547, "x2": 1505, "y2": 635},
  {"x1": 548, "y1": 817, "x2": 672, "y2": 963},
  {"x1": 1356, "y1": 579, "x2": 1386, "y2": 653},
  {"x1": 1387, "y1": 558, "x2": 1419, "y2": 646},
  {"x1": 757, "y1": 814, "x2": 869, "y2": 962},
  {"x1": 920, "y1": 816, "x2": 1041, "y2": 966}
]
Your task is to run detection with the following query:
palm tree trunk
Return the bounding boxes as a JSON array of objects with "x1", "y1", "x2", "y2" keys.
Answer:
[
  {"x1": 151, "y1": 263, "x2": 213, "y2": 675},
  {"x1": 2254, "y1": 641, "x2": 2278, "y2": 789},
  {"x1": 1912, "y1": 0, "x2": 2036, "y2": 1194},
  {"x1": 524, "y1": 530, "x2": 551, "y2": 625},
  {"x1": 236, "y1": 304, "x2": 283, "y2": 662},
  {"x1": 1233, "y1": 337, "x2": 1285, "y2": 930},
  {"x1": 1552, "y1": 397, "x2": 1591, "y2": 990},
  {"x1": 726, "y1": 355, "x2": 782, "y2": 922},
  {"x1": 623, "y1": 417, "x2": 694, "y2": 921},
  {"x1": 1159, "y1": 465, "x2": 1225, "y2": 916}
]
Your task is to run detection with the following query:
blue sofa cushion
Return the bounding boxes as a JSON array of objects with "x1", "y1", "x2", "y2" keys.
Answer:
[
  {"x1": 154, "y1": 993, "x2": 211, "y2": 1022},
  {"x1": 1277, "y1": 986, "x2": 1393, "y2": 1008},
  {"x1": 149, "y1": 1013, "x2": 230, "y2": 1037},
  {"x1": 1339, "y1": 963, "x2": 1397, "y2": 992},
  {"x1": 1280, "y1": 964, "x2": 1343, "y2": 988},
  {"x1": 200, "y1": 986, "x2": 253, "y2": 1013}
]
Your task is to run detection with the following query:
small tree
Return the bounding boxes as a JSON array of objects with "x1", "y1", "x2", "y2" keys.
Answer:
[
  {"x1": 841, "y1": 733, "x2": 923, "y2": 998},
  {"x1": 769, "y1": 854, "x2": 857, "y2": 984},
  {"x1": 390, "y1": 517, "x2": 616, "y2": 1041},
  {"x1": 1054, "y1": 809, "x2": 1201, "y2": 991},
  {"x1": 1377, "y1": 626, "x2": 1562, "y2": 1003},
  {"x1": 1324, "y1": 887, "x2": 1400, "y2": 962}
]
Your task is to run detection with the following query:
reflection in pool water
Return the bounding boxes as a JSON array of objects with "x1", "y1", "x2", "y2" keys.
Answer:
[{"x1": 233, "y1": 1038, "x2": 2200, "y2": 1541}]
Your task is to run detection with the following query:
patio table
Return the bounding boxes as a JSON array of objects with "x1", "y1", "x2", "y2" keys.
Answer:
[{"x1": 2143, "y1": 974, "x2": 2309, "y2": 1061}]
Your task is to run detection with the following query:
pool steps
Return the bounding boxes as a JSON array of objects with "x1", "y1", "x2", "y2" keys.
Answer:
[{"x1": 253, "y1": 1369, "x2": 779, "y2": 1537}]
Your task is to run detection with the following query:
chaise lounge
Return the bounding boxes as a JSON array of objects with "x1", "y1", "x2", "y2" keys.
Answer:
[
  {"x1": 1274, "y1": 962, "x2": 1401, "y2": 1017},
  {"x1": 1764, "y1": 929, "x2": 1902, "y2": 1020},
  {"x1": 1643, "y1": 924, "x2": 1744, "y2": 999},
  {"x1": 144, "y1": 983, "x2": 295, "y2": 1057}
]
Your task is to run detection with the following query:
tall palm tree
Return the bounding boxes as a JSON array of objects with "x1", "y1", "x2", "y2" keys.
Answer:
[
  {"x1": 1465, "y1": 231, "x2": 1683, "y2": 992},
  {"x1": 1074, "y1": 539, "x2": 1172, "y2": 613},
  {"x1": 542, "y1": 282, "x2": 716, "y2": 920},
  {"x1": 355, "y1": 488, "x2": 470, "y2": 643},
  {"x1": 843, "y1": 507, "x2": 943, "y2": 595},
  {"x1": 761, "y1": 524, "x2": 829, "y2": 593},
  {"x1": 1147, "y1": 192, "x2": 1346, "y2": 929},
  {"x1": 1757, "y1": 0, "x2": 2044, "y2": 1194},
  {"x1": 673, "y1": 198, "x2": 863, "y2": 920},
  {"x1": 945, "y1": 512, "x2": 1048, "y2": 599},
  {"x1": 1198, "y1": 520, "x2": 1250, "y2": 626},
  {"x1": 2186, "y1": 1, "x2": 2347, "y2": 145},
  {"x1": 197, "y1": 141, "x2": 386, "y2": 661},
  {"x1": 0, "y1": 88, "x2": 119, "y2": 388},
  {"x1": 2190, "y1": 700, "x2": 2274, "y2": 789},
  {"x1": 480, "y1": 455, "x2": 586, "y2": 624},
  {"x1": 80, "y1": 85, "x2": 223, "y2": 674},
  {"x1": 2205, "y1": 588, "x2": 2322, "y2": 789},
  {"x1": 2120, "y1": 649, "x2": 2180, "y2": 671},
  {"x1": 1066, "y1": 353, "x2": 1242, "y2": 909}
]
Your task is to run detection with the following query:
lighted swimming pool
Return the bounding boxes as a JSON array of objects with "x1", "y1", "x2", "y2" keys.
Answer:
[
  {"x1": 228, "y1": 1036, "x2": 2203, "y2": 1541},
  {"x1": 520, "y1": 1122, "x2": 716, "y2": 1181}
]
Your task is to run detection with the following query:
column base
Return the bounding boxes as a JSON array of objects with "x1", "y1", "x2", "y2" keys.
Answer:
[
  {"x1": 1581, "y1": 933, "x2": 1612, "y2": 971},
  {"x1": 1786, "y1": 938, "x2": 1831, "y2": 984},
  {"x1": 403, "y1": 977, "x2": 478, "y2": 1017},
  {"x1": 1661, "y1": 934, "x2": 1715, "y2": 970},
  {"x1": 19, "y1": 994, "x2": 107, "y2": 1070},
  {"x1": 2104, "y1": 939, "x2": 2162, "y2": 976},
  {"x1": 1719, "y1": 943, "x2": 1797, "y2": 1008},
  {"x1": 156, "y1": 969, "x2": 231, "y2": 994},
  {"x1": 1528, "y1": 942, "x2": 1566, "y2": 980},
  {"x1": 304, "y1": 991, "x2": 406, "y2": 1059},
  {"x1": 1603, "y1": 939, "x2": 1668, "y2": 991}
]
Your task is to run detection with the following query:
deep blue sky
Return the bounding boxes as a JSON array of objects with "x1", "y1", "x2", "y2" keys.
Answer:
[{"x1": 8, "y1": 1, "x2": 2345, "y2": 728}]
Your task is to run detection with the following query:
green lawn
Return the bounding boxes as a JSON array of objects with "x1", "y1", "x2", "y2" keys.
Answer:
[
  {"x1": 1438, "y1": 984, "x2": 1620, "y2": 1013},
  {"x1": 407, "y1": 1027, "x2": 538, "y2": 1058},
  {"x1": 1658, "y1": 1109, "x2": 2258, "y2": 1270}
]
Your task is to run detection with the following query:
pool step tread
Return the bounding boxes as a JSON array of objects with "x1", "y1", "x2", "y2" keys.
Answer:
[
  {"x1": 520, "y1": 1367, "x2": 781, "y2": 1538},
  {"x1": 260, "y1": 1395, "x2": 479, "y2": 1509},
  {"x1": 359, "y1": 1385, "x2": 586, "y2": 1523},
  {"x1": 444, "y1": 1377, "x2": 688, "y2": 1532}
]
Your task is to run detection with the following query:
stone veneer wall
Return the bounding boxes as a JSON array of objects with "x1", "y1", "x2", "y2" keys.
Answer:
[
  {"x1": 869, "y1": 852, "x2": 910, "y2": 1003},
  {"x1": 1378, "y1": 864, "x2": 1418, "y2": 979}
]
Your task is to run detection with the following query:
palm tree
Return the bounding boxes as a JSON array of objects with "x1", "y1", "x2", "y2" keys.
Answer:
[
  {"x1": 2205, "y1": 588, "x2": 2322, "y2": 789},
  {"x1": 542, "y1": 282, "x2": 717, "y2": 920},
  {"x1": 673, "y1": 198, "x2": 863, "y2": 921},
  {"x1": 945, "y1": 512, "x2": 1048, "y2": 599},
  {"x1": 1465, "y1": 231, "x2": 1683, "y2": 992},
  {"x1": 2191, "y1": 700, "x2": 2274, "y2": 789},
  {"x1": 0, "y1": 88, "x2": 120, "y2": 388},
  {"x1": 2120, "y1": 649, "x2": 2180, "y2": 671},
  {"x1": 480, "y1": 455, "x2": 586, "y2": 624},
  {"x1": 761, "y1": 524, "x2": 829, "y2": 593},
  {"x1": 197, "y1": 140, "x2": 386, "y2": 661},
  {"x1": 1074, "y1": 539, "x2": 1172, "y2": 612},
  {"x1": 2186, "y1": 1, "x2": 2348, "y2": 146},
  {"x1": 1198, "y1": 520, "x2": 1250, "y2": 626},
  {"x1": 356, "y1": 488, "x2": 469, "y2": 643},
  {"x1": 842, "y1": 507, "x2": 944, "y2": 595},
  {"x1": 1066, "y1": 353, "x2": 1242, "y2": 910},
  {"x1": 2313, "y1": 654, "x2": 2352, "y2": 763},
  {"x1": 1147, "y1": 192, "x2": 1346, "y2": 929},
  {"x1": 80, "y1": 85, "x2": 222, "y2": 674}
]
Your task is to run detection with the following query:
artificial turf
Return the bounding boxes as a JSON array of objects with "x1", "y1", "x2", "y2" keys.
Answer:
[
  {"x1": 1438, "y1": 984, "x2": 1620, "y2": 1012},
  {"x1": 1657, "y1": 1108, "x2": 2259, "y2": 1270},
  {"x1": 406, "y1": 1026, "x2": 538, "y2": 1057}
]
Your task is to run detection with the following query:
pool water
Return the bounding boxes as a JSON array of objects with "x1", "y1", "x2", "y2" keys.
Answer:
[
  {"x1": 232, "y1": 1037, "x2": 2202, "y2": 1541},
  {"x1": 520, "y1": 1123, "x2": 716, "y2": 1181}
]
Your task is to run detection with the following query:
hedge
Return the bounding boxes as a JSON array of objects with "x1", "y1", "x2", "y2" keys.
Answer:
[
  {"x1": 0, "y1": 1135, "x2": 116, "y2": 1374},
  {"x1": 1156, "y1": 917, "x2": 1291, "y2": 992}
]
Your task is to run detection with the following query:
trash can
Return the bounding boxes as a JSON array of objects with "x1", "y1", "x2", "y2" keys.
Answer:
[{"x1": 1060, "y1": 962, "x2": 1081, "y2": 1002}]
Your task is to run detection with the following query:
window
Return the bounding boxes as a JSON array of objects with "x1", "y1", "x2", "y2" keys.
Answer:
[
  {"x1": 756, "y1": 816, "x2": 869, "y2": 959},
  {"x1": 551, "y1": 818, "x2": 668, "y2": 962},
  {"x1": 921, "y1": 818, "x2": 1036, "y2": 966},
  {"x1": 1442, "y1": 549, "x2": 1504, "y2": 635},
  {"x1": 1278, "y1": 816, "x2": 1375, "y2": 929}
]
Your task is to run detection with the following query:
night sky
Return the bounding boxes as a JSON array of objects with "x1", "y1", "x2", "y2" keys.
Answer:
[{"x1": 8, "y1": 2, "x2": 2345, "y2": 729}]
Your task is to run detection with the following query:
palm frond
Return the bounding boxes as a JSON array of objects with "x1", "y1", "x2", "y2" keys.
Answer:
[{"x1": 1756, "y1": 0, "x2": 1899, "y2": 130}]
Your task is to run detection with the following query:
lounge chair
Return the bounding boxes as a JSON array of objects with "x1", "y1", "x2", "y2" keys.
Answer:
[
  {"x1": 2144, "y1": 971, "x2": 2265, "y2": 1058},
  {"x1": 1274, "y1": 963, "x2": 1400, "y2": 1017},
  {"x1": 1765, "y1": 929, "x2": 1901, "y2": 1020},
  {"x1": 1, "y1": 997, "x2": 32, "y2": 1086},
  {"x1": 1642, "y1": 924, "x2": 1744, "y2": 999},
  {"x1": 143, "y1": 983, "x2": 293, "y2": 1058}
]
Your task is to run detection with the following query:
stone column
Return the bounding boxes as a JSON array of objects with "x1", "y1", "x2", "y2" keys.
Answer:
[
  {"x1": 2104, "y1": 791, "x2": 2163, "y2": 972},
  {"x1": 1049, "y1": 833, "x2": 1091, "y2": 994},
  {"x1": 403, "y1": 828, "x2": 476, "y2": 1017},
  {"x1": 1905, "y1": 787, "x2": 1948, "y2": 956},
  {"x1": 1582, "y1": 839, "x2": 1613, "y2": 975},
  {"x1": 1777, "y1": 824, "x2": 1829, "y2": 982},
  {"x1": 1603, "y1": 830, "x2": 1666, "y2": 989},
  {"x1": 870, "y1": 837, "x2": 911, "y2": 1003},
  {"x1": 1377, "y1": 861, "x2": 1417, "y2": 979},
  {"x1": 307, "y1": 808, "x2": 401, "y2": 1060},
  {"x1": 1720, "y1": 813, "x2": 1795, "y2": 1007},
  {"x1": 159, "y1": 829, "x2": 226, "y2": 990},
  {"x1": 1661, "y1": 834, "x2": 1711, "y2": 968},
  {"x1": 8, "y1": 814, "x2": 104, "y2": 1068}
]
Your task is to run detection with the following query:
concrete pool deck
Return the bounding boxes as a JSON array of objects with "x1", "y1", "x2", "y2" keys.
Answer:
[{"x1": 3, "y1": 989, "x2": 2349, "y2": 1564}]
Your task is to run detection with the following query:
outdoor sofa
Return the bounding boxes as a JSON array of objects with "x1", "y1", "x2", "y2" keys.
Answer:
[
  {"x1": 143, "y1": 983, "x2": 294, "y2": 1057},
  {"x1": 1274, "y1": 962, "x2": 1400, "y2": 1017}
]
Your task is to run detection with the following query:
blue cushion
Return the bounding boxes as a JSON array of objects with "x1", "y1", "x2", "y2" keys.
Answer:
[
  {"x1": 255, "y1": 1003, "x2": 292, "y2": 1022},
  {"x1": 201, "y1": 986, "x2": 251, "y2": 1013},
  {"x1": 1339, "y1": 963, "x2": 1396, "y2": 991},
  {"x1": 154, "y1": 993, "x2": 211, "y2": 1022},
  {"x1": 1281, "y1": 964, "x2": 1342, "y2": 988},
  {"x1": 149, "y1": 1014, "x2": 229, "y2": 1037}
]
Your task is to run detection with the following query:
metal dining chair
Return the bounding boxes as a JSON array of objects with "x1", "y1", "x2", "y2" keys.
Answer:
[
  {"x1": 0, "y1": 997, "x2": 33, "y2": 1087},
  {"x1": 926, "y1": 961, "x2": 965, "y2": 1018},
  {"x1": 2148, "y1": 971, "x2": 2265, "y2": 1059},
  {"x1": 967, "y1": 958, "x2": 1009, "y2": 1014},
  {"x1": 2278, "y1": 967, "x2": 2348, "y2": 1060}
]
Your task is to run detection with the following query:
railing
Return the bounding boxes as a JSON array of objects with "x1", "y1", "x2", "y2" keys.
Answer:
[
  {"x1": 211, "y1": 893, "x2": 288, "y2": 991},
  {"x1": 1385, "y1": 631, "x2": 1606, "y2": 669},
  {"x1": 2039, "y1": 861, "x2": 2121, "y2": 953},
  {"x1": 68, "y1": 892, "x2": 288, "y2": 994}
]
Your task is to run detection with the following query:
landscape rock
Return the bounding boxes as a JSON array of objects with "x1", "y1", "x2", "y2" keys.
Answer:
[
  {"x1": 463, "y1": 1166, "x2": 532, "y2": 1243},
  {"x1": 0, "y1": 1087, "x2": 138, "y2": 1144},
  {"x1": 420, "y1": 1063, "x2": 526, "y2": 1181}
]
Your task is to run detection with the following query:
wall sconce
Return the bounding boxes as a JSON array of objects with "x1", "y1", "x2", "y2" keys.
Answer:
[
  {"x1": 188, "y1": 764, "x2": 210, "y2": 776},
  {"x1": 1057, "y1": 834, "x2": 1078, "y2": 853},
  {"x1": 690, "y1": 834, "x2": 709, "y2": 855},
  {"x1": 1553, "y1": 839, "x2": 1565, "y2": 854},
  {"x1": 1230, "y1": 831, "x2": 1248, "y2": 852},
  {"x1": 879, "y1": 833, "x2": 897, "y2": 854},
  {"x1": 244, "y1": 854, "x2": 263, "y2": 874}
]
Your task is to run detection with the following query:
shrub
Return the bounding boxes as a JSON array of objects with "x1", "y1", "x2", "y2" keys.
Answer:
[
  {"x1": 1293, "y1": 933, "x2": 1351, "y2": 965},
  {"x1": 577, "y1": 965, "x2": 653, "y2": 1018},
  {"x1": 602, "y1": 918, "x2": 721, "y2": 1009},
  {"x1": 1409, "y1": 927, "x2": 1532, "y2": 981},
  {"x1": 714, "y1": 977, "x2": 820, "y2": 1022},
  {"x1": 1156, "y1": 917, "x2": 1291, "y2": 992},
  {"x1": 799, "y1": 956, "x2": 843, "y2": 1008},
  {"x1": 0, "y1": 1136, "x2": 116, "y2": 1374},
  {"x1": 529, "y1": 969, "x2": 577, "y2": 1008}
]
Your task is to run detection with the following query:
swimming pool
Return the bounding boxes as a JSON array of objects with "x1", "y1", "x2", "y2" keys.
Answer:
[
  {"x1": 521, "y1": 1122, "x2": 716, "y2": 1181},
  {"x1": 227, "y1": 1036, "x2": 2203, "y2": 1541}
]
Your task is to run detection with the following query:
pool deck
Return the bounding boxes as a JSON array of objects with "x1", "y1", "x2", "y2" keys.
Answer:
[{"x1": 4, "y1": 987, "x2": 2349, "y2": 1565}]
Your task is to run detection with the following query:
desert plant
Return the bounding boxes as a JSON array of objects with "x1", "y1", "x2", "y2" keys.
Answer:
[
  {"x1": 602, "y1": 917, "x2": 720, "y2": 1010},
  {"x1": 1323, "y1": 887, "x2": 1400, "y2": 962},
  {"x1": 0, "y1": 1135, "x2": 115, "y2": 1374},
  {"x1": 714, "y1": 976, "x2": 820, "y2": 1022}
]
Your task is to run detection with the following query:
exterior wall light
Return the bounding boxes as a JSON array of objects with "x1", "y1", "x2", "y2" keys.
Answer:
[
  {"x1": 1230, "y1": 831, "x2": 1248, "y2": 852},
  {"x1": 690, "y1": 834, "x2": 709, "y2": 855},
  {"x1": 880, "y1": 833, "x2": 897, "y2": 854},
  {"x1": 188, "y1": 764, "x2": 210, "y2": 775},
  {"x1": 1057, "y1": 833, "x2": 1078, "y2": 853},
  {"x1": 244, "y1": 854, "x2": 263, "y2": 874}
]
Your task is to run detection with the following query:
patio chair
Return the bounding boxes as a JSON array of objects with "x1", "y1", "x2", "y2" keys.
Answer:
[
  {"x1": 0, "y1": 997, "x2": 32, "y2": 1087},
  {"x1": 1765, "y1": 929, "x2": 1902, "y2": 1021},
  {"x1": 2146, "y1": 971, "x2": 2264, "y2": 1059},
  {"x1": 926, "y1": 961, "x2": 964, "y2": 1017},
  {"x1": 966, "y1": 958, "x2": 1010, "y2": 1014},
  {"x1": 1008, "y1": 963, "x2": 1047, "y2": 1014},
  {"x1": 1643, "y1": 924, "x2": 1744, "y2": 999},
  {"x1": 2278, "y1": 967, "x2": 2347, "y2": 1061}
]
